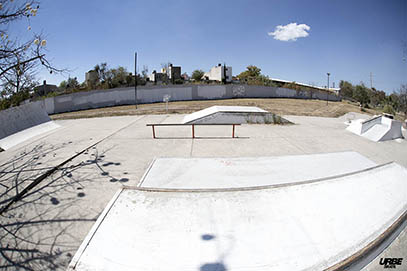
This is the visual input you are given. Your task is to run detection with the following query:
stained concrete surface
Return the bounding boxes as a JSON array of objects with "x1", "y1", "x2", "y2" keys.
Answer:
[{"x1": 0, "y1": 113, "x2": 406, "y2": 270}]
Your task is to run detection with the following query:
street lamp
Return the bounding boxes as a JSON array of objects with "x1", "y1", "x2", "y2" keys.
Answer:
[
  {"x1": 326, "y1": 72, "x2": 330, "y2": 106},
  {"x1": 135, "y1": 52, "x2": 137, "y2": 109},
  {"x1": 223, "y1": 62, "x2": 227, "y2": 84}
]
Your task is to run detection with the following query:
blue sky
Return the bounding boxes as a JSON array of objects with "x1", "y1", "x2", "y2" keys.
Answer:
[{"x1": 12, "y1": 0, "x2": 407, "y2": 93}]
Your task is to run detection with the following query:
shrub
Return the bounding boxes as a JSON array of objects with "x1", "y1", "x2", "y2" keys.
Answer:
[
  {"x1": 0, "y1": 90, "x2": 31, "y2": 111},
  {"x1": 383, "y1": 104, "x2": 395, "y2": 116}
]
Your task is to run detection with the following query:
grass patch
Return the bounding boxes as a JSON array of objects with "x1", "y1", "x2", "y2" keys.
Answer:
[{"x1": 50, "y1": 98, "x2": 384, "y2": 120}]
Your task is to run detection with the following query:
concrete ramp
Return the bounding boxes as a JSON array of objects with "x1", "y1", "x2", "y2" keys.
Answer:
[
  {"x1": 0, "y1": 102, "x2": 60, "y2": 150},
  {"x1": 182, "y1": 106, "x2": 290, "y2": 124},
  {"x1": 346, "y1": 115, "x2": 403, "y2": 142},
  {"x1": 139, "y1": 151, "x2": 377, "y2": 189},
  {"x1": 68, "y1": 162, "x2": 407, "y2": 271}
]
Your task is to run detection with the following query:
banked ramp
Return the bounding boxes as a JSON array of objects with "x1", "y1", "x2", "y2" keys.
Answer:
[
  {"x1": 0, "y1": 102, "x2": 60, "y2": 150},
  {"x1": 346, "y1": 115, "x2": 403, "y2": 142},
  {"x1": 69, "y1": 162, "x2": 407, "y2": 271}
]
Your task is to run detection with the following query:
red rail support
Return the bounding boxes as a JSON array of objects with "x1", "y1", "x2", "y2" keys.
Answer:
[
  {"x1": 232, "y1": 124, "x2": 235, "y2": 138},
  {"x1": 192, "y1": 124, "x2": 195, "y2": 139}
]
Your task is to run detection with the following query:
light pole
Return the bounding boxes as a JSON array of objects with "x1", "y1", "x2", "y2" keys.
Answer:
[
  {"x1": 223, "y1": 62, "x2": 227, "y2": 84},
  {"x1": 135, "y1": 52, "x2": 137, "y2": 109},
  {"x1": 326, "y1": 72, "x2": 330, "y2": 105}
]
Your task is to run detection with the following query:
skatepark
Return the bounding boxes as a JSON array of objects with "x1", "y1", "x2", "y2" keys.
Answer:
[{"x1": 0, "y1": 102, "x2": 406, "y2": 270}]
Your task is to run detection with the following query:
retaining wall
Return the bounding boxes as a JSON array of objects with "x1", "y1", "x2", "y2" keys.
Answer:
[{"x1": 33, "y1": 84, "x2": 340, "y2": 115}]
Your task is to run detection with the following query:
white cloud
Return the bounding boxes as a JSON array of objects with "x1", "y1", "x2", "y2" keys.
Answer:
[{"x1": 268, "y1": 23, "x2": 311, "y2": 41}]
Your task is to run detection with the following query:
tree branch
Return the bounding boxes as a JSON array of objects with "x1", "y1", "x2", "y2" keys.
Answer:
[{"x1": 0, "y1": 54, "x2": 44, "y2": 78}]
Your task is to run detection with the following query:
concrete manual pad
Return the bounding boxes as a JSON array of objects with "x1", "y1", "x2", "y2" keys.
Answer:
[
  {"x1": 139, "y1": 151, "x2": 377, "y2": 188},
  {"x1": 68, "y1": 162, "x2": 407, "y2": 271}
]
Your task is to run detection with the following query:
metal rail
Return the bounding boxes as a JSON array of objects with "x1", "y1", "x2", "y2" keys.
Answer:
[{"x1": 146, "y1": 123, "x2": 240, "y2": 139}]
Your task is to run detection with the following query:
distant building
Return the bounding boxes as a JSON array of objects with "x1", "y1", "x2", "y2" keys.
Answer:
[
  {"x1": 33, "y1": 80, "x2": 58, "y2": 96},
  {"x1": 203, "y1": 64, "x2": 232, "y2": 83},
  {"x1": 85, "y1": 70, "x2": 99, "y2": 86},
  {"x1": 161, "y1": 64, "x2": 182, "y2": 83},
  {"x1": 148, "y1": 70, "x2": 168, "y2": 84}
]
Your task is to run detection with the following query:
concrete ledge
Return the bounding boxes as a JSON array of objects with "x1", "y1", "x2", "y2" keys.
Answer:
[{"x1": 28, "y1": 84, "x2": 340, "y2": 115}]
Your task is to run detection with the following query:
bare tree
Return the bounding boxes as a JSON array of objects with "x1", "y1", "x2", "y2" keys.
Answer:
[
  {"x1": 0, "y1": 0, "x2": 63, "y2": 95},
  {"x1": 160, "y1": 62, "x2": 171, "y2": 74},
  {"x1": 141, "y1": 65, "x2": 148, "y2": 79},
  {"x1": 2, "y1": 54, "x2": 38, "y2": 96}
]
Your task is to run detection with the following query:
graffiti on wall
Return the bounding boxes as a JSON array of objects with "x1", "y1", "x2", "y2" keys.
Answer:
[{"x1": 232, "y1": 85, "x2": 246, "y2": 97}]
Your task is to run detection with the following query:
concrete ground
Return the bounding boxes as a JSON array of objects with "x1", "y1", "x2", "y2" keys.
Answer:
[{"x1": 0, "y1": 113, "x2": 406, "y2": 270}]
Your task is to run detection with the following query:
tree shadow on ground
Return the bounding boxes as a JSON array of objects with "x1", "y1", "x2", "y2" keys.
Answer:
[{"x1": 0, "y1": 142, "x2": 123, "y2": 270}]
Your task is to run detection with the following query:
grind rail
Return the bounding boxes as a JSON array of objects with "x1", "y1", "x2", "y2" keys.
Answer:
[{"x1": 146, "y1": 123, "x2": 240, "y2": 139}]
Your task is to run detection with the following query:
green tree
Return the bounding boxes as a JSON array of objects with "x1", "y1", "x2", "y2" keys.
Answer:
[
  {"x1": 383, "y1": 104, "x2": 396, "y2": 115},
  {"x1": 397, "y1": 84, "x2": 407, "y2": 117},
  {"x1": 59, "y1": 80, "x2": 67, "y2": 89},
  {"x1": 237, "y1": 65, "x2": 275, "y2": 86},
  {"x1": 353, "y1": 84, "x2": 370, "y2": 107},
  {"x1": 92, "y1": 63, "x2": 135, "y2": 88},
  {"x1": 0, "y1": 89, "x2": 30, "y2": 110},
  {"x1": 369, "y1": 89, "x2": 386, "y2": 107},
  {"x1": 192, "y1": 70, "x2": 205, "y2": 81},
  {"x1": 66, "y1": 77, "x2": 80, "y2": 90},
  {"x1": 238, "y1": 65, "x2": 262, "y2": 80},
  {"x1": 126, "y1": 73, "x2": 135, "y2": 86},
  {"x1": 110, "y1": 66, "x2": 129, "y2": 88},
  {"x1": 339, "y1": 80, "x2": 354, "y2": 99},
  {"x1": 248, "y1": 74, "x2": 275, "y2": 87},
  {"x1": 386, "y1": 93, "x2": 400, "y2": 112},
  {"x1": 93, "y1": 63, "x2": 109, "y2": 86}
]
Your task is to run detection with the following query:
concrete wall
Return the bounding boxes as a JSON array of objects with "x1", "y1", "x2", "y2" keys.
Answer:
[
  {"x1": 49, "y1": 87, "x2": 136, "y2": 114},
  {"x1": 137, "y1": 86, "x2": 192, "y2": 104},
  {"x1": 0, "y1": 101, "x2": 51, "y2": 139},
  {"x1": 12, "y1": 84, "x2": 340, "y2": 115}
]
